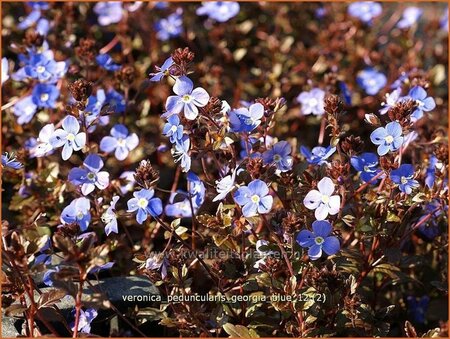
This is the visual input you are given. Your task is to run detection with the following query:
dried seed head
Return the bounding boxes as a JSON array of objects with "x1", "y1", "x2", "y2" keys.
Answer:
[
  {"x1": 201, "y1": 97, "x2": 222, "y2": 117},
  {"x1": 246, "y1": 157, "x2": 264, "y2": 179},
  {"x1": 281, "y1": 212, "x2": 302, "y2": 234},
  {"x1": 116, "y1": 65, "x2": 136, "y2": 86},
  {"x1": 324, "y1": 94, "x2": 343, "y2": 116},
  {"x1": 171, "y1": 47, "x2": 195, "y2": 76},
  {"x1": 68, "y1": 78, "x2": 93, "y2": 102},
  {"x1": 134, "y1": 160, "x2": 160, "y2": 189},
  {"x1": 341, "y1": 135, "x2": 364, "y2": 157},
  {"x1": 75, "y1": 38, "x2": 97, "y2": 65},
  {"x1": 387, "y1": 99, "x2": 416, "y2": 128}
]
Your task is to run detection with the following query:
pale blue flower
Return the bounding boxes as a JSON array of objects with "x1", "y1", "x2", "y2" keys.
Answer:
[
  {"x1": 304, "y1": 177, "x2": 340, "y2": 220},
  {"x1": 234, "y1": 179, "x2": 273, "y2": 217},
  {"x1": 370, "y1": 121, "x2": 403, "y2": 156},
  {"x1": 297, "y1": 220, "x2": 340, "y2": 260}
]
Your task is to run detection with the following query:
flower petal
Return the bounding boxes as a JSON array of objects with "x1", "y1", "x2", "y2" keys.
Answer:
[
  {"x1": 62, "y1": 115, "x2": 80, "y2": 134},
  {"x1": 317, "y1": 177, "x2": 335, "y2": 196},
  {"x1": 191, "y1": 87, "x2": 210, "y2": 107},
  {"x1": 100, "y1": 136, "x2": 118, "y2": 153},
  {"x1": 322, "y1": 236, "x2": 340, "y2": 256},
  {"x1": 312, "y1": 220, "x2": 332, "y2": 237},
  {"x1": 173, "y1": 76, "x2": 193, "y2": 96},
  {"x1": 303, "y1": 190, "x2": 321, "y2": 210},
  {"x1": 248, "y1": 179, "x2": 269, "y2": 197},
  {"x1": 296, "y1": 230, "x2": 315, "y2": 248},
  {"x1": 314, "y1": 203, "x2": 329, "y2": 220},
  {"x1": 308, "y1": 244, "x2": 322, "y2": 260}
]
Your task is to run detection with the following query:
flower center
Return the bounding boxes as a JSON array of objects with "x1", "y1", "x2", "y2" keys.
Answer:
[
  {"x1": 321, "y1": 194, "x2": 330, "y2": 204},
  {"x1": 416, "y1": 99, "x2": 424, "y2": 107},
  {"x1": 40, "y1": 93, "x2": 49, "y2": 102},
  {"x1": 315, "y1": 236, "x2": 324, "y2": 245},
  {"x1": 400, "y1": 176, "x2": 408, "y2": 184},
  {"x1": 36, "y1": 65, "x2": 46, "y2": 73},
  {"x1": 309, "y1": 98, "x2": 318, "y2": 107},
  {"x1": 87, "y1": 172, "x2": 96, "y2": 181},
  {"x1": 170, "y1": 125, "x2": 178, "y2": 133},
  {"x1": 76, "y1": 211, "x2": 84, "y2": 220},
  {"x1": 244, "y1": 118, "x2": 253, "y2": 125},
  {"x1": 117, "y1": 138, "x2": 126, "y2": 147},
  {"x1": 182, "y1": 94, "x2": 191, "y2": 103},
  {"x1": 384, "y1": 135, "x2": 394, "y2": 144},
  {"x1": 251, "y1": 194, "x2": 260, "y2": 203},
  {"x1": 273, "y1": 154, "x2": 282, "y2": 162},
  {"x1": 67, "y1": 133, "x2": 75, "y2": 142},
  {"x1": 363, "y1": 165, "x2": 370, "y2": 172},
  {"x1": 138, "y1": 198, "x2": 148, "y2": 208}
]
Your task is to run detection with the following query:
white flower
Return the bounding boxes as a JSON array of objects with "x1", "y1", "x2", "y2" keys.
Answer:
[
  {"x1": 253, "y1": 240, "x2": 274, "y2": 269},
  {"x1": 303, "y1": 177, "x2": 340, "y2": 220},
  {"x1": 212, "y1": 168, "x2": 237, "y2": 202}
]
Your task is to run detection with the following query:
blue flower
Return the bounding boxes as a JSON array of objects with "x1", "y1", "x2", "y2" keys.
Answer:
[
  {"x1": 379, "y1": 88, "x2": 402, "y2": 115},
  {"x1": 61, "y1": 197, "x2": 91, "y2": 232},
  {"x1": 296, "y1": 88, "x2": 325, "y2": 115},
  {"x1": 68, "y1": 154, "x2": 110, "y2": 195},
  {"x1": 357, "y1": 68, "x2": 387, "y2": 95},
  {"x1": 370, "y1": 121, "x2": 403, "y2": 156},
  {"x1": 2, "y1": 153, "x2": 23, "y2": 169},
  {"x1": 105, "y1": 89, "x2": 126, "y2": 113},
  {"x1": 172, "y1": 134, "x2": 191, "y2": 172},
  {"x1": 164, "y1": 76, "x2": 210, "y2": 120},
  {"x1": 417, "y1": 200, "x2": 444, "y2": 240},
  {"x1": 304, "y1": 177, "x2": 340, "y2": 220},
  {"x1": 86, "y1": 89, "x2": 106, "y2": 116},
  {"x1": 155, "y1": 10, "x2": 183, "y2": 41},
  {"x1": 96, "y1": 53, "x2": 121, "y2": 71},
  {"x1": 24, "y1": 52, "x2": 63, "y2": 82},
  {"x1": 300, "y1": 145, "x2": 336, "y2": 165},
  {"x1": 33, "y1": 123, "x2": 55, "y2": 157},
  {"x1": 397, "y1": 7, "x2": 423, "y2": 29},
  {"x1": 425, "y1": 156, "x2": 438, "y2": 189},
  {"x1": 406, "y1": 86, "x2": 436, "y2": 122},
  {"x1": 15, "y1": 50, "x2": 67, "y2": 83},
  {"x1": 348, "y1": 2, "x2": 382, "y2": 23},
  {"x1": 18, "y1": 9, "x2": 42, "y2": 30},
  {"x1": 127, "y1": 189, "x2": 163, "y2": 224},
  {"x1": 187, "y1": 172, "x2": 206, "y2": 209},
  {"x1": 85, "y1": 89, "x2": 109, "y2": 130},
  {"x1": 100, "y1": 124, "x2": 139, "y2": 161},
  {"x1": 94, "y1": 2, "x2": 123, "y2": 26},
  {"x1": 162, "y1": 115, "x2": 184, "y2": 143},
  {"x1": 350, "y1": 152, "x2": 382, "y2": 183},
  {"x1": 406, "y1": 296, "x2": 429, "y2": 324},
  {"x1": 234, "y1": 179, "x2": 273, "y2": 217},
  {"x1": 390, "y1": 164, "x2": 419, "y2": 194},
  {"x1": 213, "y1": 168, "x2": 237, "y2": 202},
  {"x1": 32, "y1": 83, "x2": 60, "y2": 108},
  {"x1": 196, "y1": 2, "x2": 240, "y2": 22},
  {"x1": 27, "y1": 2, "x2": 49, "y2": 10},
  {"x1": 262, "y1": 141, "x2": 293, "y2": 172},
  {"x1": 13, "y1": 95, "x2": 37, "y2": 125},
  {"x1": 43, "y1": 268, "x2": 58, "y2": 286},
  {"x1": 338, "y1": 81, "x2": 352, "y2": 105},
  {"x1": 150, "y1": 57, "x2": 174, "y2": 82},
  {"x1": 165, "y1": 193, "x2": 193, "y2": 218},
  {"x1": 49, "y1": 115, "x2": 86, "y2": 160},
  {"x1": 296, "y1": 220, "x2": 340, "y2": 260},
  {"x1": 164, "y1": 173, "x2": 204, "y2": 218},
  {"x1": 102, "y1": 196, "x2": 119, "y2": 235},
  {"x1": 228, "y1": 103, "x2": 265, "y2": 133},
  {"x1": 70, "y1": 308, "x2": 98, "y2": 334}
]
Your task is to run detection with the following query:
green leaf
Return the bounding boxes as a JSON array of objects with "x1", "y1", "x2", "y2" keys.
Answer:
[{"x1": 223, "y1": 323, "x2": 259, "y2": 338}]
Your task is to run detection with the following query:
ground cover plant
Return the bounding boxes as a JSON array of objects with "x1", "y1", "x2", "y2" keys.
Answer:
[{"x1": 1, "y1": 1, "x2": 449, "y2": 337}]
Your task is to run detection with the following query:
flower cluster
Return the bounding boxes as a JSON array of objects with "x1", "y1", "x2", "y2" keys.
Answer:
[{"x1": 1, "y1": 2, "x2": 448, "y2": 338}]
